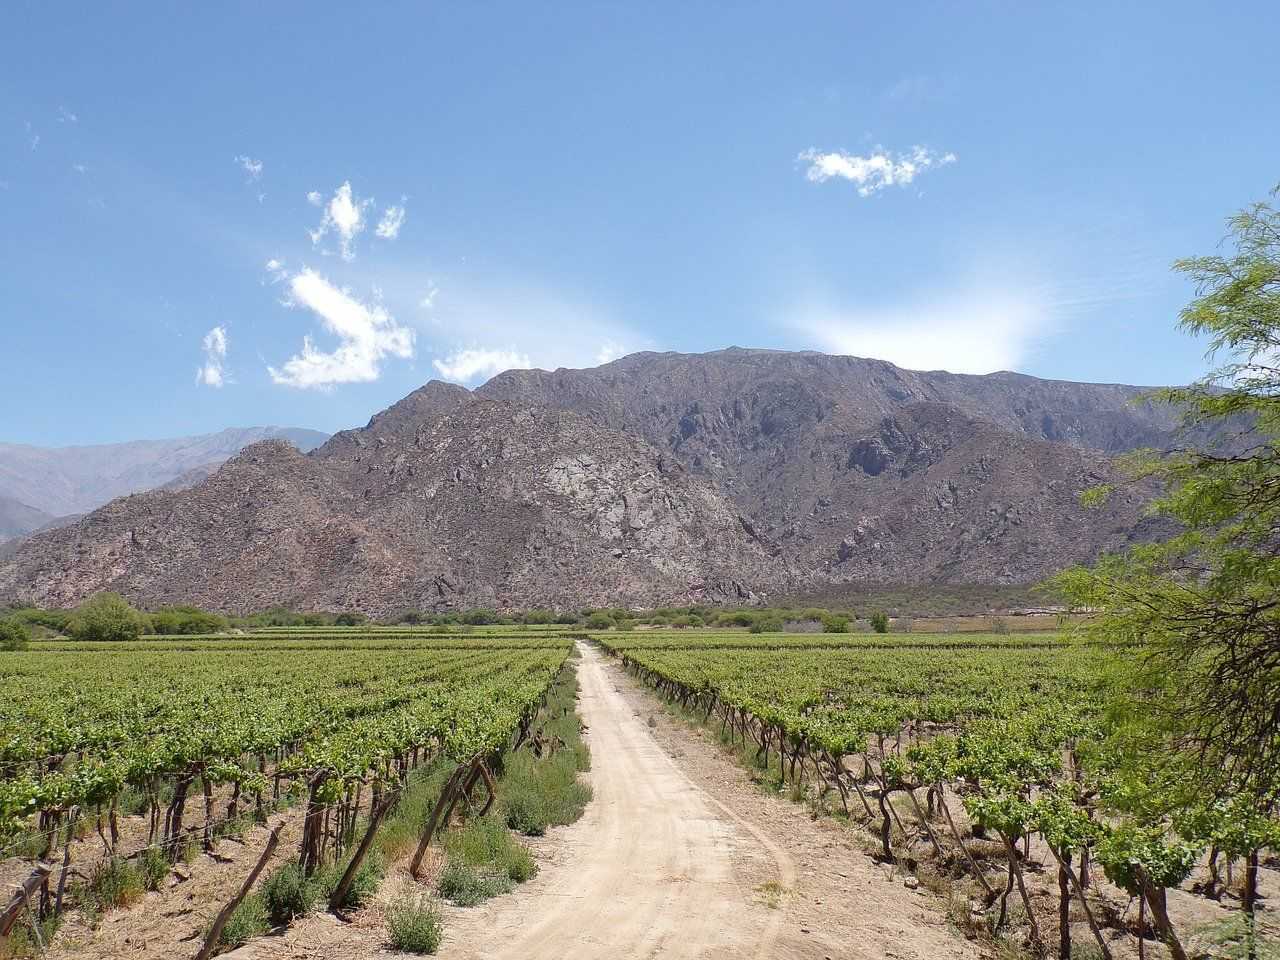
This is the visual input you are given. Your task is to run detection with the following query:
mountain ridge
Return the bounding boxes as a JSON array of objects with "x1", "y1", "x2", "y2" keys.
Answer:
[{"x1": 0, "y1": 349, "x2": 1188, "y2": 614}]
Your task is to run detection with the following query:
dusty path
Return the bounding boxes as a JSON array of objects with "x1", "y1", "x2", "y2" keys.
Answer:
[{"x1": 223, "y1": 641, "x2": 979, "y2": 959}]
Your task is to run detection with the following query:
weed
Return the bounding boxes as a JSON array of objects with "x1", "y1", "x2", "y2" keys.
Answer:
[
  {"x1": 316, "y1": 849, "x2": 385, "y2": 911},
  {"x1": 85, "y1": 856, "x2": 144, "y2": 910},
  {"x1": 214, "y1": 892, "x2": 270, "y2": 948},
  {"x1": 261, "y1": 860, "x2": 321, "y2": 924},
  {"x1": 437, "y1": 859, "x2": 514, "y2": 906},
  {"x1": 755, "y1": 880, "x2": 786, "y2": 909},
  {"x1": 386, "y1": 890, "x2": 445, "y2": 954},
  {"x1": 139, "y1": 847, "x2": 170, "y2": 891}
]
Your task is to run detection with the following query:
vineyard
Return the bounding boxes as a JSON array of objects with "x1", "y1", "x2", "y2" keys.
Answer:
[
  {"x1": 0, "y1": 630, "x2": 575, "y2": 957},
  {"x1": 1, "y1": 623, "x2": 1277, "y2": 959},
  {"x1": 596, "y1": 629, "x2": 1280, "y2": 959}
]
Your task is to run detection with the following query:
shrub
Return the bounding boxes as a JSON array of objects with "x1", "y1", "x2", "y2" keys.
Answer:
[
  {"x1": 614, "y1": 618, "x2": 635, "y2": 632},
  {"x1": 437, "y1": 859, "x2": 513, "y2": 906},
  {"x1": 139, "y1": 847, "x2": 170, "y2": 891},
  {"x1": 686, "y1": 614, "x2": 704, "y2": 628},
  {"x1": 69, "y1": 593, "x2": 145, "y2": 642},
  {"x1": 460, "y1": 608, "x2": 498, "y2": 625},
  {"x1": 821, "y1": 614, "x2": 850, "y2": 633},
  {"x1": 0, "y1": 618, "x2": 30, "y2": 651},
  {"x1": 584, "y1": 612, "x2": 614, "y2": 630},
  {"x1": 333, "y1": 611, "x2": 366, "y2": 626},
  {"x1": 261, "y1": 860, "x2": 320, "y2": 924},
  {"x1": 386, "y1": 890, "x2": 445, "y2": 953},
  {"x1": 215, "y1": 892, "x2": 269, "y2": 947},
  {"x1": 444, "y1": 816, "x2": 537, "y2": 882},
  {"x1": 870, "y1": 611, "x2": 889, "y2": 633},
  {"x1": 553, "y1": 612, "x2": 580, "y2": 625},
  {"x1": 149, "y1": 605, "x2": 227, "y2": 635},
  {"x1": 85, "y1": 857, "x2": 143, "y2": 910},
  {"x1": 748, "y1": 616, "x2": 783, "y2": 634}
]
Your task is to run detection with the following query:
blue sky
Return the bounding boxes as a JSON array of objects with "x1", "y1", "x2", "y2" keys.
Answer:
[{"x1": 3, "y1": 2, "x2": 1278, "y2": 446}]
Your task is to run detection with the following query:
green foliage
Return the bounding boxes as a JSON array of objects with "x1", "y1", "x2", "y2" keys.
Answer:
[
  {"x1": 1096, "y1": 825, "x2": 1199, "y2": 896},
  {"x1": 139, "y1": 847, "x2": 170, "y2": 891},
  {"x1": 214, "y1": 893, "x2": 270, "y2": 947},
  {"x1": 333, "y1": 611, "x2": 366, "y2": 627},
  {"x1": 149, "y1": 605, "x2": 227, "y2": 635},
  {"x1": 1058, "y1": 187, "x2": 1280, "y2": 808},
  {"x1": 459, "y1": 608, "x2": 499, "y2": 625},
  {"x1": 0, "y1": 618, "x2": 30, "y2": 651},
  {"x1": 85, "y1": 856, "x2": 143, "y2": 910},
  {"x1": 870, "y1": 611, "x2": 889, "y2": 634},
  {"x1": 585, "y1": 612, "x2": 615, "y2": 630},
  {"x1": 69, "y1": 593, "x2": 146, "y2": 642},
  {"x1": 748, "y1": 616, "x2": 783, "y2": 633},
  {"x1": 386, "y1": 890, "x2": 445, "y2": 953},
  {"x1": 821, "y1": 613, "x2": 850, "y2": 633},
  {"x1": 316, "y1": 850, "x2": 384, "y2": 910},
  {"x1": 443, "y1": 815, "x2": 536, "y2": 882},
  {"x1": 436, "y1": 859, "x2": 514, "y2": 906},
  {"x1": 261, "y1": 860, "x2": 321, "y2": 924}
]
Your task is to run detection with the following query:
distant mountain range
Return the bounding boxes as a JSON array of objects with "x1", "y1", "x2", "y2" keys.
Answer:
[
  {"x1": 0, "y1": 349, "x2": 1190, "y2": 614},
  {"x1": 0, "y1": 427, "x2": 328, "y2": 543}
]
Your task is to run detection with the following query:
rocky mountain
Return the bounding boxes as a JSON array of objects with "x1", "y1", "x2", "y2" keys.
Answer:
[
  {"x1": 0, "y1": 349, "x2": 1192, "y2": 615},
  {"x1": 0, "y1": 427, "x2": 330, "y2": 518}
]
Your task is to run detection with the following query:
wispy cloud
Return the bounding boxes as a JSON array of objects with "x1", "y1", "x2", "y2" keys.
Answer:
[
  {"x1": 433, "y1": 347, "x2": 532, "y2": 384},
  {"x1": 308, "y1": 181, "x2": 372, "y2": 260},
  {"x1": 790, "y1": 284, "x2": 1046, "y2": 375},
  {"x1": 57, "y1": 106, "x2": 78, "y2": 124},
  {"x1": 71, "y1": 163, "x2": 87, "y2": 174},
  {"x1": 376, "y1": 202, "x2": 406, "y2": 240},
  {"x1": 267, "y1": 265, "x2": 415, "y2": 389},
  {"x1": 196, "y1": 326, "x2": 229, "y2": 387},
  {"x1": 798, "y1": 145, "x2": 956, "y2": 197},
  {"x1": 234, "y1": 155, "x2": 264, "y2": 181}
]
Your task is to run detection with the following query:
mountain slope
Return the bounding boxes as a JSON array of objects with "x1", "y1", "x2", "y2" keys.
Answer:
[
  {"x1": 0, "y1": 402, "x2": 777, "y2": 614},
  {"x1": 0, "y1": 496, "x2": 56, "y2": 543},
  {"x1": 0, "y1": 427, "x2": 329, "y2": 517},
  {"x1": 0, "y1": 349, "x2": 1187, "y2": 613}
]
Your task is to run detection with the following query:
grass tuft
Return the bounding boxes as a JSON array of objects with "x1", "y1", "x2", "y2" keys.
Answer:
[{"x1": 386, "y1": 889, "x2": 446, "y2": 953}]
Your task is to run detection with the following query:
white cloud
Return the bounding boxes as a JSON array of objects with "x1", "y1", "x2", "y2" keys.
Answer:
[
  {"x1": 268, "y1": 267, "x2": 415, "y2": 389},
  {"x1": 57, "y1": 106, "x2": 78, "y2": 124},
  {"x1": 308, "y1": 181, "x2": 371, "y2": 260},
  {"x1": 790, "y1": 286, "x2": 1046, "y2": 374},
  {"x1": 306, "y1": 190, "x2": 323, "y2": 206},
  {"x1": 265, "y1": 257, "x2": 284, "y2": 274},
  {"x1": 433, "y1": 348, "x2": 532, "y2": 384},
  {"x1": 376, "y1": 203, "x2": 406, "y2": 240},
  {"x1": 29, "y1": 134, "x2": 39, "y2": 152},
  {"x1": 418, "y1": 281, "x2": 440, "y2": 310},
  {"x1": 596, "y1": 341, "x2": 625, "y2": 365},
  {"x1": 197, "y1": 325, "x2": 228, "y2": 387},
  {"x1": 798, "y1": 145, "x2": 956, "y2": 197},
  {"x1": 72, "y1": 163, "x2": 87, "y2": 174},
  {"x1": 234, "y1": 155, "x2": 264, "y2": 181}
]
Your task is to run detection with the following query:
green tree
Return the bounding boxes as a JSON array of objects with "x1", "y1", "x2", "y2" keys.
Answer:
[
  {"x1": 1058, "y1": 188, "x2": 1280, "y2": 811},
  {"x1": 0, "y1": 618, "x2": 30, "y2": 651},
  {"x1": 69, "y1": 592, "x2": 146, "y2": 642},
  {"x1": 869, "y1": 611, "x2": 889, "y2": 634}
]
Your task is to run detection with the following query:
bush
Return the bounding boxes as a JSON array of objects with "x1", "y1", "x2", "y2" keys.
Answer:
[
  {"x1": 437, "y1": 859, "x2": 514, "y2": 906},
  {"x1": 584, "y1": 612, "x2": 614, "y2": 630},
  {"x1": 821, "y1": 614, "x2": 850, "y2": 633},
  {"x1": 444, "y1": 816, "x2": 537, "y2": 882},
  {"x1": 149, "y1": 605, "x2": 227, "y2": 635},
  {"x1": 85, "y1": 857, "x2": 143, "y2": 910},
  {"x1": 460, "y1": 608, "x2": 498, "y2": 625},
  {"x1": 386, "y1": 890, "x2": 445, "y2": 953},
  {"x1": 139, "y1": 847, "x2": 170, "y2": 891},
  {"x1": 215, "y1": 892, "x2": 269, "y2": 948},
  {"x1": 69, "y1": 593, "x2": 145, "y2": 642},
  {"x1": 333, "y1": 611, "x2": 366, "y2": 627},
  {"x1": 748, "y1": 616, "x2": 783, "y2": 634},
  {"x1": 317, "y1": 850, "x2": 384, "y2": 911},
  {"x1": 0, "y1": 618, "x2": 30, "y2": 651},
  {"x1": 261, "y1": 860, "x2": 320, "y2": 924},
  {"x1": 870, "y1": 611, "x2": 889, "y2": 634}
]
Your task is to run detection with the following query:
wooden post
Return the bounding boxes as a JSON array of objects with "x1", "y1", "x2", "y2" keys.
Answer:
[
  {"x1": 328, "y1": 790, "x2": 397, "y2": 915},
  {"x1": 409, "y1": 764, "x2": 467, "y2": 879},
  {"x1": 194, "y1": 822, "x2": 283, "y2": 960},
  {"x1": 1, "y1": 863, "x2": 53, "y2": 937},
  {"x1": 1046, "y1": 846, "x2": 1111, "y2": 960}
]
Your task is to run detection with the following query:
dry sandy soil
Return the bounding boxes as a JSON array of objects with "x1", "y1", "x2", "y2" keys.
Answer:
[{"x1": 213, "y1": 641, "x2": 979, "y2": 959}]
